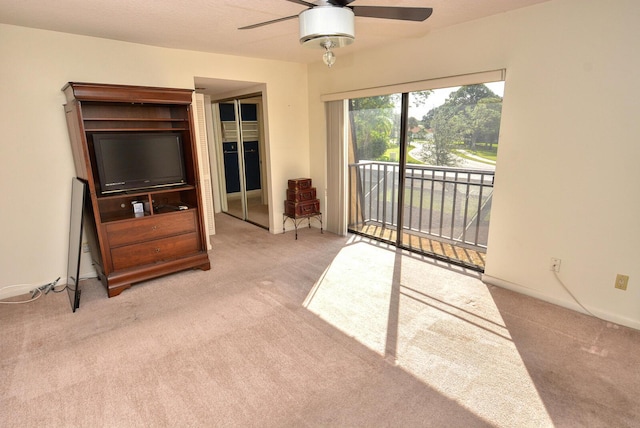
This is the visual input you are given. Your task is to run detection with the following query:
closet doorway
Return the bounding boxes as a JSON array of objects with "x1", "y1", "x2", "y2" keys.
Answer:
[{"x1": 216, "y1": 96, "x2": 269, "y2": 229}]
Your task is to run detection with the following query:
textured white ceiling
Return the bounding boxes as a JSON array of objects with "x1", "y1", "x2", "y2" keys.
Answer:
[{"x1": 1, "y1": 0, "x2": 551, "y2": 64}]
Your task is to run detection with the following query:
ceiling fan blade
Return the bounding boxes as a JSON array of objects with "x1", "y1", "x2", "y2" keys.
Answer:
[
  {"x1": 285, "y1": 0, "x2": 316, "y2": 7},
  {"x1": 238, "y1": 14, "x2": 298, "y2": 30},
  {"x1": 327, "y1": 0, "x2": 356, "y2": 6},
  {"x1": 350, "y1": 6, "x2": 433, "y2": 22}
]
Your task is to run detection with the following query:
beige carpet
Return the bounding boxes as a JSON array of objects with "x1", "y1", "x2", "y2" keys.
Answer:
[{"x1": 1, "y1": 214, "x2": 639, "y2": 427}]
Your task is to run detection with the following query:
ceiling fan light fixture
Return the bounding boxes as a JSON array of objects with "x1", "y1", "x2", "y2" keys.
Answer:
[
  {"x1": 239, "y1": 2, "x2": 434, "y2": 67},
  {"x1": 321, "y1": 40, "x2": 337, "y2": 68},
  {"x1": 299, "y1": 6, "x2": 355, "y2": 48}
]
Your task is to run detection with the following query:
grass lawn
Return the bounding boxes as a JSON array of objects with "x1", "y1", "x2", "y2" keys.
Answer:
[
  {"x1": 377, "y1": 143, "x2": 497, "y2": 164},
  {"x1": 380, "y1": 145, "x2": 422, "y2": 164}
]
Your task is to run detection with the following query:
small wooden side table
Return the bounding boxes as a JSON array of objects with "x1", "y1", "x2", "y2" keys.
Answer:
[{"x1": 283, "y1": 212, "x2": 323, "y2": 240}]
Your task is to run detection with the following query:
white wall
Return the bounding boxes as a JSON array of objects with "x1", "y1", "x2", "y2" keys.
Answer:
[
  {"x1": 306, "y1": 0, "x2": 640, "y2": 329},
  {"x1": 0, "y1": 24, "x2": 310, "y2": 298}
]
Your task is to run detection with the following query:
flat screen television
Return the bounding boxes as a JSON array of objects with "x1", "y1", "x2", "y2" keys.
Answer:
[{"x1": 92, "y1": 132, "x2": 187, "y2": 195}]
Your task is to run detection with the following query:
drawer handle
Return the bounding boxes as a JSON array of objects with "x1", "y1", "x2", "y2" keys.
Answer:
[
  {"x1": 152, "y1": 225, "x2": 158, "y2": 231},
  {"x1": 154, "y1": 248, "x2": 161, "y2": 253}
]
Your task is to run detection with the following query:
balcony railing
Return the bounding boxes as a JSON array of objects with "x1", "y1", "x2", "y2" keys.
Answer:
[{"x1": 348, "y1": 161, "x2": 495, "y2": 251}]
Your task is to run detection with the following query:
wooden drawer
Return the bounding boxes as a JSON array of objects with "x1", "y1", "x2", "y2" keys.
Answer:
[
  {"x1": 106, "y1": 211, "x2": 197, "y2": 247},
  {"x1": 285, "y1": 199, "x2": 320, "y2": 217},
  {"x1": 287, "y1": 178, "x2": 312, "y2": 190},
  {"x1": 286, "y1": 187, "x2": 316, "y2": 202},
  {"x1": 111, "y1": 232, "x2": 201, "y2": 270}
]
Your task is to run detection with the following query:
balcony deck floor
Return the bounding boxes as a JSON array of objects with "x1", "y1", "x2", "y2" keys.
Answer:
[{"x1": 351, "y1": 223, "x2": 486, "y2": 271}]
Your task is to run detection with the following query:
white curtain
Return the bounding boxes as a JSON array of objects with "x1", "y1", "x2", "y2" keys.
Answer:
[{"x1": 325, "y1": 100, "x2": 348, "y2": 236}]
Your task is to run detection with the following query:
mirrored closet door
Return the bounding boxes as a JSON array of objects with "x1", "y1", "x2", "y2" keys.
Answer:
[{"x1": 217, "y1": 97, "x2": 269, "y2": 228}]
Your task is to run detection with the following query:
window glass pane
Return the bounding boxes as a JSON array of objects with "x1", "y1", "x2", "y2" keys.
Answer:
[
  {"x1": 408, "y1": 82, "x2": 503, "y2": 167},
  {"x1": 348, "y1": 94, "x2": 402, "y2": 238},
  {"x1": 403, "y1": 83, "x2": 503, "y2": 265}
]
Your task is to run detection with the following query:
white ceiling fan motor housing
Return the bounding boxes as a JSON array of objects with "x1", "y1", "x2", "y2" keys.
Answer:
[{"x1": 299, "y1": 6, "x2": 355, "y2": 48}]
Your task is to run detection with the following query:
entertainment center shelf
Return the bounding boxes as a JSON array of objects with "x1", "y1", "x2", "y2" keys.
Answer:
[
  {"x1": 85, "y1": 126, "x2": 190, "y2": 132},
  {"x1": 81, "y1": 103, "x2": 191, "y2": 132},
  {"x1": 63, "y1": 82, "x2": 211, "y2": 298},
  {"x1": 97, "y1": 186, "x2": 198, "y2": 223}
]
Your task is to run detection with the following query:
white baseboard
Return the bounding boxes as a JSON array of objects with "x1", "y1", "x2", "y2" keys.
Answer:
[
  {"x1": 0, "y1": 284, "x2": 34, "y2": 300},
  {"x1": 482, "y1": 274, "x2": 640, "y2": 331},
  {"x1": 0, "y1": 275, "x2": 98, "y2": 300}
]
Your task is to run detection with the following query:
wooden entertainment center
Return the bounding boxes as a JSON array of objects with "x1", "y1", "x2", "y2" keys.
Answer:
[{"x1": 63, "y1": 82, "x2": 211, "y2": 297}]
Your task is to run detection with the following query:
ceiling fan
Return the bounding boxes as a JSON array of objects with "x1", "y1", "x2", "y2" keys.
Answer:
[{"x1": 239, "y1": 0, "x2": 433, "y2": 67}]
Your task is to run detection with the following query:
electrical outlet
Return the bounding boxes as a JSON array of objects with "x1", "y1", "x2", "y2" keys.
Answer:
[
  {"x1": 550, "y1": 257, "x2": 561, "y2": 272},
  {"x1": 82, "y1": 242, "x2": 90, "y2": 253},
  {"x1": 615, "y1": 274, "x2": 629, "y2": 291}
]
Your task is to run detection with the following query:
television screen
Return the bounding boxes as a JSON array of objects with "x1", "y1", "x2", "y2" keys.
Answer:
[{"x1": 92, "y1": 132, "x2": 186, "y2": 195}]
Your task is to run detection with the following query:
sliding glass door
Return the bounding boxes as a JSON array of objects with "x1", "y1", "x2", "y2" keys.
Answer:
[{"x1": 348, "y1": 82, "x2": 503, "y2": 270}]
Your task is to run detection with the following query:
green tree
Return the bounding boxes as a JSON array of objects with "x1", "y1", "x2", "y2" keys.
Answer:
[
  {"x1": 408, "y1": 116, "x2": 419, "y2": 129},
  {"x1": 410, "y1": 90, "x2": 433, "y2": 109},
  {"x1": 348, "y1": 91, "x2": 436, "y2": 161},
  {"x1": 447, "y1": 84, "x2": 497, "y2": 106},
  {"x1": 467, "y1": 97, "x2": 502, "y2": 148},
  {"x1": 420, "y1": 103, "x2": 462, "y2": 166},
  {"x1": 349, "y1": 95, "x2": 396, "y2": 160},
  {"x1": 419, "y1": 84, "x2": 502, "y2": 165},
  {"x1": 421, "y1": 109, "x2": 436, "y2": 129}
]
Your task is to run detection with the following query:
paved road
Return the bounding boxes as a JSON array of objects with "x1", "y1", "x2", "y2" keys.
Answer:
[
  {"x1": 457, "y1": 155, "x2": 495, "y2": 171},
  {"x1": 457, "y1": 149, "x2": 496, "y2": 170},
  {"x1": 409, "y1": 144, "x2": 495, "y2": 171}
]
